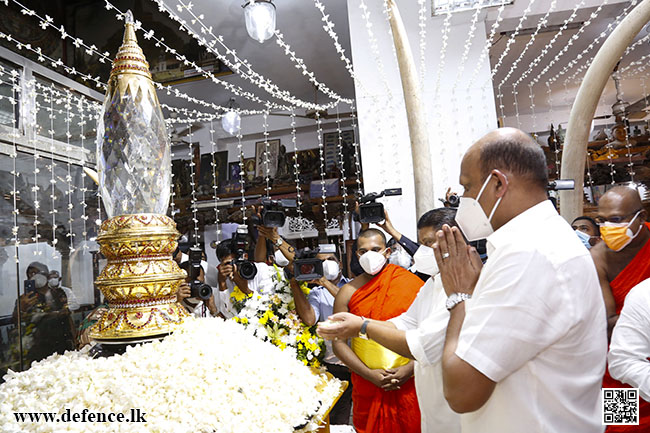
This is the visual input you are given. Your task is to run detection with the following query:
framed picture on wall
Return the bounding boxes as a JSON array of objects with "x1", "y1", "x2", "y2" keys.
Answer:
[
  {"x1": 198, "y1": 151, "x2": 228, "y2": 196},
  {"x1": 322, "y1": 132, "x2": 339, "y2": 172},
  {"x1": 243, "y1": 158, "x2": 256, "y2": 181},
  {"x1": 228, "y1": 161, "x2": 241, "y2": 182},
  {"x1": 255, "y1": 139, "x2": 280, "y2": 178}
]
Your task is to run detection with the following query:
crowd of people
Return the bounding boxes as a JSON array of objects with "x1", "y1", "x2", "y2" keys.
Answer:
[{"x1": 10, "y1": 126, "x2": 650, "y2": 432}]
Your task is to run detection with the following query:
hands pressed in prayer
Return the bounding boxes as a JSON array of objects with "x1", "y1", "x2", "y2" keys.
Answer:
[
  {"x1": 316, "y1": 312, "x2": 364, "y2": 340},
  {"x1": 433, "y1": 224, "x2": 483, "y2": 297}
]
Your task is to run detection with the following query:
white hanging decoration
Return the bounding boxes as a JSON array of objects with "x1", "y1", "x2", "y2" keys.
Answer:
[
  {"x1": 187, "y1": 124, "x2": 200, "y2": 246},
  {"x1": 273, "y1": 30, "x2": 352, "y2": 104},
  {"x1": 290, "y1": 109, "x2": 304, "y2": 223},
  {"x1": 150, "y1": 0, "x2": 341, "y2": 111},
  {"x1": 222, "y1": 98, "x2": 241, "y2": 136},
  {"x1": 236, "y1": 127, "x2": 247, "y2": 227},
  {"x1": 243, "y1": 0, "x2": 276, "y2": 43},
  {"x1": 335, "y1": 105, "x2": 349, "y2": 219},
  {"x1": 510, "y1": 0, "x2": 585, "y2": 89},
  {"x1": 262, "y1": 110, "x2": 271, "y2": 197},
  {"x1": 497, "y1": 0, "x2": 557, "y2": 89},
  {"x1": 77, "y1": 103, "x2": 89, "y2": 253},
  {"x1": 487, "y1": 0, "x2": 537, "y2": 82},
  {"x1": 535, "y1": 0, "x2": 620, "y2": 86},
  {"x1": 209, "y1": 120, "x2": 221, "y2": 242},
  {"x1": 9, "y1": 71, "x2": 20, "y2": 263},
  {"x1": 47, "y1": 85, "x2": 59, "y2": 258},
  {"x1": 8, "y1": 0, "x2": 272, "y2": 116},
  {"x1": 64, "y1": 89, "x2": 75, "y2": 254},
  {"x1": 316, "y1": 111, "x2": 328, "y2": 224}
]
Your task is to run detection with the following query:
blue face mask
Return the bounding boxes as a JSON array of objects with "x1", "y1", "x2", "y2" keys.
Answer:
[{"x1": 575, "y1": 229, "x2": 593, "y2": 250}]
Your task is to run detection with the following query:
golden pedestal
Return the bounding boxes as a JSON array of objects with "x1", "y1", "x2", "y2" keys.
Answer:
[{"x1": 89, "y1": 214, "x2": 189, "y2": 342}]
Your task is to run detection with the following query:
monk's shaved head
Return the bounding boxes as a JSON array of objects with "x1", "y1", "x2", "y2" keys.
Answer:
[
  {"x1": 358, "y1": 228, "x2": 387, "y2": 246},
  {"x1": 471, "y1": 127, "x2": 549, "y2": 190},
  {"x1": 598, "y1": 186, "x2": 644, "y2": 219}
]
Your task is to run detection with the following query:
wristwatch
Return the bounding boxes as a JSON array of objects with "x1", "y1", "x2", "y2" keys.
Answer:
[
  {"x1": 274, "y1": 237, "x2": 283, "y2": 247},
  {"x1": 446, "y1": 293, "x2": 471, "y2": 311},
  {"x1": 359, "y1": 317, "x2": 370, "y2": 340}
]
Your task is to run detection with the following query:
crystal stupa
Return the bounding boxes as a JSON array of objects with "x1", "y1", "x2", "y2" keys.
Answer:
[
  {"x1": 90, "y1": 10, "x2": 187, "y2": 343},
  {"x1": 97, "y1": 10, "x2": 170, "y2": 218}
]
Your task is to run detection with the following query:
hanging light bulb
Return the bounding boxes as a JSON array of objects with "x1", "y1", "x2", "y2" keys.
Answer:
[
  {"x1": 222, "y1": 98, "x2": 241, "y2": 135},
  {"x1": 243, "y1": 0, "x2": 276, "y2": 43}
]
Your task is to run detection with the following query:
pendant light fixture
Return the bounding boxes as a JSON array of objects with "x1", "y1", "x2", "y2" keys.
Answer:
[
  {"x1": 222, "y1": 98, "x2": 241, "y2": 136},
  {"x1": 243, "y1": 0, "x2": 276, "y2": 43}
]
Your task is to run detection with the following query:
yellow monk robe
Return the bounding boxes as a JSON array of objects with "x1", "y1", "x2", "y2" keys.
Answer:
[{"x1": 348, "y1": 264, "x2": 424, "y2": 433}]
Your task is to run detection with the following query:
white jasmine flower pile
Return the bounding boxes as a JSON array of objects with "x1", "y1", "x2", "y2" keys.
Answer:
[{"x1": 0, "y1": 317, "x2": 342, "y2": 433}]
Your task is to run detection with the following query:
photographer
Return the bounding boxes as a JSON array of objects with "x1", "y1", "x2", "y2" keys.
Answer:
[
  {"x1": 215, "y1": 238, "x2": 274, "y2": 318},
  {"x1": 255, "y1": 226, "x2": 293, "y2": 267},
  {"x1": 287, "y1": 246, "x2": 353, "y2": 425},
  {"x1": 177, "y1": 260, "x2": 218, "y2": 318}
]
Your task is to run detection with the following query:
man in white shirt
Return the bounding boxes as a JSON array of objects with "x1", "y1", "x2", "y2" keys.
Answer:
[
  {"x1": 608, "y1": 278, "x2": 650, "y2": 401},
  {"x1": 214, "y1": 238, "x2": 275, "y2": 318},
  {"x1": 317, "y1": 208, "x2": 461, "y2": 433},
  {"x1": 434, "y1": 127, "x2": 606, "y2": 433}
]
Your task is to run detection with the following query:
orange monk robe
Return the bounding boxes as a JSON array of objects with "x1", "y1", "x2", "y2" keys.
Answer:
[
  {"x1": 348, "y1": 264, "x2": 424, "y2": 433},
  {"x1": 605, "y1": 223, "x2": 650, "y2": 433}
]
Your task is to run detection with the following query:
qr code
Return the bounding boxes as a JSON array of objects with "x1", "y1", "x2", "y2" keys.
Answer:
[{"x1": 602, "y1": 388, "x2": 639, "y2": 425}]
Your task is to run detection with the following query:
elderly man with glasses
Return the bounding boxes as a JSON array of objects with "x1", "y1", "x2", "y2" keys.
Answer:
[{"x1": 591, "y1": 185, "x2": 650, "y2": 432}]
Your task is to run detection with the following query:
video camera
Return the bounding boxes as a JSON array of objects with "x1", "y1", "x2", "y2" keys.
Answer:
[
  {"x1": 547, "y1": 179, "x2": 575, "y2": 191},
  {"x1": 250, "y1": 198, "x2": 298, "y2": 228},
  {"x1": 229, "y1": 227, "x2": 258, "y2": 280},
  {"x1": 356, "y1": 188, "x2": 402, "y2": 223},
  {"x1": 187, "y1": 247, "x2": 213, "y2": 301},
  {"x1": 293, "y1": 247, "x2": 323, "y2": 282}
]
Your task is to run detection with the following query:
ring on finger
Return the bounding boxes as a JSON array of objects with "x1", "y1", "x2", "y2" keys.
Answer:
[{"x1": 442, "y1": 252, "x2": 450, "y2": 259}]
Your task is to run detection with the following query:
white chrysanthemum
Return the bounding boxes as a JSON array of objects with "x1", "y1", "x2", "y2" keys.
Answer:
[{"x1": 0, "y1": 318, "x2": 341, "y2": 433}]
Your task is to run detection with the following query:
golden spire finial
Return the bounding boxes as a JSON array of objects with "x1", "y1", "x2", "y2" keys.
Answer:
[{"x1": 110, "y1": 9, "x2": 151, "y2": 80}]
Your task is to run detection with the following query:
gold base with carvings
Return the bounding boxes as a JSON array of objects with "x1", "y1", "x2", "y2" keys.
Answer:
[{"x1": 89, "y1": 214, "x2": 189, "y2": 341}]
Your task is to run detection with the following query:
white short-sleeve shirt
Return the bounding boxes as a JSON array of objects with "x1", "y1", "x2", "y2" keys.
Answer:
[
  {"x1": 389, "y1": 275, "x2": 460, "y2": 433},
  {"x1": 608, "y1": 279, "x2": 650, "y2": 402},
  {"x1": 217, "y1": 262, "x2": 275, "y2": 318},
  {"x1": 456, "y1": 200, "x2": 607, "y2": 433}
]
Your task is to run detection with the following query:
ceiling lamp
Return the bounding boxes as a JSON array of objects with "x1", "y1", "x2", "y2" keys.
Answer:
[
  {"x1": 243, "y1": 0, "x2": 276, "y2": 43},
  {"x1": 222, "y1": 98, "x2": 241, "y2": 135}
]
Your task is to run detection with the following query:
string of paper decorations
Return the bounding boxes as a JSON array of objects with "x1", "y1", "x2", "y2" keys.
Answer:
[
  {"x1": 151, "y1": 0, "x2": 343, "y2": 111},
  {"x1": 209, "y1": 120, "x2": 221, "y2": 243},
  {"x1": 10, "y1": 71, "x2": 20, "y2": 263}
]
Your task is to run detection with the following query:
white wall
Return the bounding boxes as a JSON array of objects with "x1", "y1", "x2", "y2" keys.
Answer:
[{"x1": 347, "y1": 0, "x2": 498, "y2": 240}]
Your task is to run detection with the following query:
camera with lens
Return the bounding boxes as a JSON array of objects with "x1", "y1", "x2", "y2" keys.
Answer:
[
  {"x1": 230, "y1": 228, "x2": 258, "y2": 280},
  {"x1": 253, "y1": 198, "x2": 298, "y2": 228},
  {"x1": 187, "y1": 247, "x2": 213, "y2": 301},
  {"x1": 293, "y1": 247, "x2": 323, "y2": 282},
  {"x1": 356, "y1": 188, "x2": 402, "y2": 223}
]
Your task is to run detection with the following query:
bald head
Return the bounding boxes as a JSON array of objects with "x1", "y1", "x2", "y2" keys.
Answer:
[
  {"x1": 467, "y1": 127, "x2": 548, "y2": 190},
  {"x1": 598, "y1": 186, "x2": 644, "y2": 223},
  {"x1": 358, "y1": 228, "x2": 387, "y2": 245},
  {"x1": 599, "y1": 186, "x2": 642, "y2": 210}
]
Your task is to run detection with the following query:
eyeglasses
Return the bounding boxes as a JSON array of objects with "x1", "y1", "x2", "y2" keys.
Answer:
[{"x1": 594, "y1": 209, "x2": 642, "y2": 225}]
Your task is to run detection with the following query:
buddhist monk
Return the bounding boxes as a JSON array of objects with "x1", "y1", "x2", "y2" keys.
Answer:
[
  {"x1": 331, "y1": 228, "x2": 423, "y2": 433},
  {"x1": 592, "y1": 185, "x2": 650, "y2": 432}
]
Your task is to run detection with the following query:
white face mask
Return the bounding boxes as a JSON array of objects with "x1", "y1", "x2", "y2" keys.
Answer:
[
  {"x1": 323, "y1": 260, "x2": 340, "y2": 281},
  {"x1": 274, "y1": 249, "x2": 290, "y2": 267},
  {"x1": 413, "y1": 245, "x2": 439, "y2": 276},
  {"x1": 456, "y1": 174, "x2": 505, "y2": 242},
  {"x1": 31, "y1": 274, "x2": 47, "y2": 289},
  {"x1": 48, "y1": 277, "x2": 60, "y2": 287},
  {"x1": 359, "y1": 250, "x2": 387, "y2": 276},
  {"x1": 389, "y1": 247, "x2": 412, "y2": 269}
]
